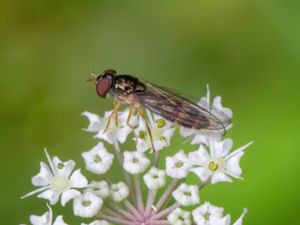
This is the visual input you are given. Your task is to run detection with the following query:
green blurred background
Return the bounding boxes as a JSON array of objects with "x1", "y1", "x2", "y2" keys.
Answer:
[{"x1": 0, "y1": 0, "x2": 299, "y2": 224}]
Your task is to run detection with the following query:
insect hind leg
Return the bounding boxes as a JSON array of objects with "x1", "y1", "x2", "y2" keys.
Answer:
[{"x1": 139, "y1": 109, "x2": 156, "y2": 153}]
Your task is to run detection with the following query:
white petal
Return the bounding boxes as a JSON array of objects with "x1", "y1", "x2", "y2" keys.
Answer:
[
  {"x1": 61, "y1": 189, "x2": 80, "y2": 206},
  {"x1": 69, "y1": 169, "x2": 88, "y2": 188},
  {"x1": 37, "y1": 189, "x2": 60, "y2": 205},
  {"x1": 30, "y1": 211, "x2": 51, "y2": 225},
  {"x1": 82, "y1": 111, "x2": 103, "y2": 133},
  {"x1": 213, "y1": 139, "x2": 233, "y2": 158},
  {"x1": 116, "y1": 126, "x2": 131, "y2": 144},
  {"x1": 226, "y1": 151, "x2": 244, "y2": 177},
  {"x1": 21, "y1": 186, "x2": 49, "y2": 199},
  {"x1": 211, "y1": 172, "x2": 232, "y2": 184},
  {"x1": 53, "y1": 215, "x2": 68, "y2": 225},
  {"x1": 73, "y1": 192, "x2": 103, "y2": 218},
  {"x1": 52, "y1": 157, "x2": 76, "y2": 178},
  {"x1": 189, "y1": 146, "x2": 210, "y2": 166},
  {"x1": 232, "y1": 209, "x2": 248, "y2": 225},
  {"x1": 32, "y1": 162, "x2": 53, "y2": 186},
  {"x1": 179, "y1": 127, "x2": 196, "y2": 137},
  {"x1": 190, "y1": 167, "x2": 211, "y2": 181},
  {"x1": 110, "y1": 182, "x2": 129, "y2": 202},
  {"x1": 210, "y1": 214, "x2": 231, "y2": 225}
]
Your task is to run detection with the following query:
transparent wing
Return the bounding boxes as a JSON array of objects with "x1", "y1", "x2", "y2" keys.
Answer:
[{"x1": 133, "y1": 81, "x2": 231, "y2": 133}]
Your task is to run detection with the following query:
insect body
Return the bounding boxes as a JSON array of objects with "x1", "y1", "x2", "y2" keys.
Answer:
[{"x1": 95, "y1": 69, "x2": 231, "y2": 135}]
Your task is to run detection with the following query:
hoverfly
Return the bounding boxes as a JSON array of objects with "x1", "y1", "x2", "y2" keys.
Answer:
[{"x1": 92, "y1": 69, "x2": 231, "y2": 149}]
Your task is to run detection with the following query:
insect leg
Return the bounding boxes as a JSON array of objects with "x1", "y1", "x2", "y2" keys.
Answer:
[
  {"x1": 126, "y1": 106, "x2": 138, "y2": 129},
  {"x1": 104, "y1": 101, "x2": 121, "y2": 133},
  {"x1": 139, "y1": 109, "x2": 156, "y2": 153}
]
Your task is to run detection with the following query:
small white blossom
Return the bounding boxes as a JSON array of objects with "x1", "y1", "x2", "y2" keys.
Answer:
[
  {"x1": 22, "y1": 149, "x2": 88, "y2": 206},
  {"x1": 29, "y1": 204, "x2": 68, "y2": 225},
  {"x1": 172, "y1": 183, "x2": 200, "y2": 206},
  {"x1": 143, "y1": 167, "x2": 166, "y2": 190},
  {"x1": 85, "y1": 181, "x2": 110, "y2": 199},
  {"x1": 192, "y1": 202, "x2": 247, "y2": 225},
  {"x1": 167, "y1": 208, "x2": 191, "y2": 225},
  {"x1": 166, "y1": 150, "x2": 192, "y2": 179},
  {"x1": 73, "y1": 192, "x2": 103, "y2": 218},
  {"x1": 192, "y1": 202, "x2": 224, "y2": 225},
  {"x1": 110, "y1": 182, "x2": 129, "y2": 202},
  {"x1": 134, "y1": 112, "x2": 175, "y2": 152},
  {"x1": 180, "y1": 85, "x2": 232, "y2": 144},
  {"x1": 82, "y1": 142, "x2": 114, "y2": 175},
  {"x1": 82, "y1": 109, "x2": 137, "y2": 144},
  {"x1": 81, "y1": 220, "x2": 111, "y2": 225},
  {"x1": 189, "y1": 139, "x2": 252, "y2": 184},
  {"x1": 123, "y1": 151, "x2": 150, "y2": 174}
]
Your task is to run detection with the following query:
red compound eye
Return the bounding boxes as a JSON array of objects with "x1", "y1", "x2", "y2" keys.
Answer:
[{"x1": 96, "y1": 77, "x2": 111, "y2": 98}]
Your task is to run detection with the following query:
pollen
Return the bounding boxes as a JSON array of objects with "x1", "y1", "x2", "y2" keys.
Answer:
[
  {"x1": 139, "y1": 131, "x2": 147, "y2": 139},
  {"x1": 57, "y1": 163, "x2": 64, "y2": 169},
  {"x1": 208, "y1": 161, "x2": 219, "y2": 171},
  {"x1": 82, "y1": 200, "x2": 92, "y2": 207},
  {"x1": 50, "y1": 176, "x2": 70, "y2": 193},
  {"x1": 94, "y1": 155, "x2": 102, "y2": 163},
  {"x1": 175, "y1": 161, "x2": 184, "y2": 168},
  {"x1": 156, "y1": 118, "x2": 166, "y2": 128}
]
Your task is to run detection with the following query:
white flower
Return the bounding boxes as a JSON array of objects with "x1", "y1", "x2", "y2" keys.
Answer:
[
  {"x1": 81, "y1": 220, "x2": 111, "y2": 225},
  {"x1": 180, "y1": 85, "x2": 232, "y2": 144},
  {"x1": 82, "y1": 142, "x2": 114, "y2": 175},
  {"x1": 110, "y1": 182, "x2": 129, "y2": 202},
  {"x1": 134, "y1": 112, "x2": 175, "y2": 152},
  {"x1": 29, "y1": 204, "x2": 68, "y2": 225},
  {"x1": 85, "y1": 181, "x2": 110, "y2": 199},
  {"x1": 172, "y1": 183, "x2": 200, "y2": 206},
  {"x1": 73, "y1": 192, "x2": 103, "y2": 218},
  {"x1": 192, "y1": 202, "x2": 247, "y2": 225},
  {"x1": 189, "y1": 139, "x2": 252, "y2": 184},
  {"x1": 192, "y1": 202, "x2": 224, "y2": 225},
  {"x1": 166, "y1": 150, "x2": 192, "y2": 179},
  {"x1": 123, "y1": 151, "x2": 150, "y2": 174},
  {"x1": 82, "y1": 109, "x2": 137, "y2": 144},
  {"x1": 167, "y1": 208, "x2": 191, "y2": 225},
  {"x1": 143, "y1": 167, "x2": 166, "y2": 190},
  {"x1": 22, "y1": 149, "x2": 88, "y2": 206}
]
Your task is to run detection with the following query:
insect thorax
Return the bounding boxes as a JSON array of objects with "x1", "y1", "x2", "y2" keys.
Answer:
[{"x1": 110, "y1": 75, "x2": 146, "y2": 103}]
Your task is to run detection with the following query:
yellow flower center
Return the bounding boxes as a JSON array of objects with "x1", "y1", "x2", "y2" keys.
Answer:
[
  {"x1": 50, "y1": 176, "x2": 70, "y2": 193},
  {"x1": 208, "y1": 161, "x2": 219, "y2": 171},
  {"x1": 156, "y1": 118, "x2": 166, "y2": 128}
]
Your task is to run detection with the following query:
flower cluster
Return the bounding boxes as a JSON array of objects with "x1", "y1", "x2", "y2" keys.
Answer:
[{"x1": 21, "y1": 86, "x2": 252, "y2": 225}]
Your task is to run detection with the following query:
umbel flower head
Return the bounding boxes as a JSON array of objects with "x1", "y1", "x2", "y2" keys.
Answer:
[{"x1": 21, "y1": 87, "x2": 252, "y2": 225}]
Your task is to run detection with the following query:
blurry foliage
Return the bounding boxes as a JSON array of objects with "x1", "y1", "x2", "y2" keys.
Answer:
[{"x1": 0, "y1": 0, "x2": 299, "y2": 224}]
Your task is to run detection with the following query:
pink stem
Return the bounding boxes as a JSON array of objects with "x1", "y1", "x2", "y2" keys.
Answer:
[
  {"x1": 154, "y1": 179, "x2": 180, "y2": 212},
  {"x1": 124, "y1": 200, "x2": 144, "y2": 221},
  {"x1": 144, "y1": 189, "x2": 157, "y2": 217},
  {"x1": 150, "y1": 202, "x2": 180, "y2": 221},
  {"x1": 108, "y1": 204, "x2": 137, "y2": 221},
  {"x1": 98, "y1": 212, "x2": 136, "y2": 225},
  {"x1": 134, "y1": 176, "x2": 144, "y2": 213}
]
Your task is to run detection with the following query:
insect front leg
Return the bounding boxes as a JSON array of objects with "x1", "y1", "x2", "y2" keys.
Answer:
[
  {"x1": 139, "y1": 109, "x2": 156, "y2": 153},
  {"x1": 126, "y1": 106, "x2": 138, "y2": 129},
  {"x1": 104, "y1": 101, "x2": 121, "y2": 133}
]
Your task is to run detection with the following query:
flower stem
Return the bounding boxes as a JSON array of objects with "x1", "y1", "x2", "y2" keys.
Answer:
[
  {"x1": 149, "y1": 220, "x2": 170, "y2": 225},
  {"x1": 123, "y1": 200, "x2": 144, "y2": 221},
  {"x1": 98, "y1": 212, "x2": 136, "y2": 225},
  {"x1": 150, "y1": 202, "x2": 180, "y2": 221},
  {"x1": 134, "y1": 176, "x2": 144, "y2": 213},
  {"x1": 102, "y1": 207, "x2": 126, "y2": 220},
  {"x1": 154, "y1": 179, "x2": 180, "y2": 212},
  {"x1": 144, "y1": 189, "x2": 157, "y2": 217},
  {"x1": 113, "y1": 138, "x2": 133, "y2": 191},
  {"x1": 107, "y1": 203, "x2": 137, "y2": 221}
]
